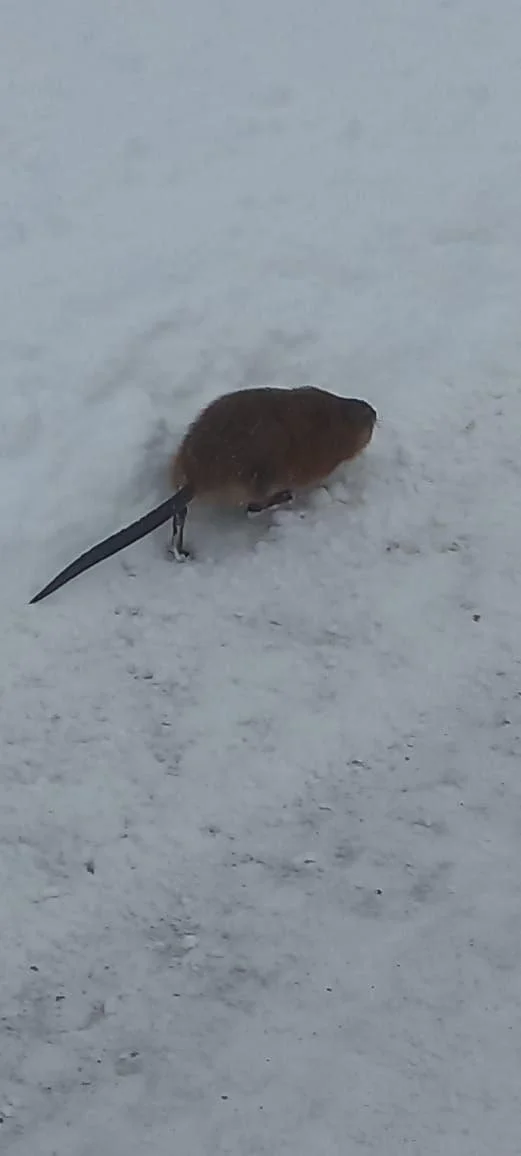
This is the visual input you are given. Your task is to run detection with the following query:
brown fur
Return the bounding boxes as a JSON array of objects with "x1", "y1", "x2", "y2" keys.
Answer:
[{"x1": 170, "y1": 386, "x2": 376, "y2": 506}]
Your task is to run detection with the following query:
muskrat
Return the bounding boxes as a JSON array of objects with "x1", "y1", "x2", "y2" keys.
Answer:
[{"x1": 29, "y1": 385, "x2": 377, "y2": 603}]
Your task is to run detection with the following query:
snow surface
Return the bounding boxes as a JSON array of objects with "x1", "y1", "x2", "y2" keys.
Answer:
[{"x1": 2, "y1": 0, "x2": 521, "y2": 1151}]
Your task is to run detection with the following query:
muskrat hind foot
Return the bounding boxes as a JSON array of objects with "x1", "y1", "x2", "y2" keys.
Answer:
[{"x1": 167, "y1": 541, "x2": 191, "y2": 562}]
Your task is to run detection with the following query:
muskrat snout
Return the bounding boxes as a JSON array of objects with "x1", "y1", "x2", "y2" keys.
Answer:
[{"x1": 358, "y1": 399, "x2": 378, "y2": 427}]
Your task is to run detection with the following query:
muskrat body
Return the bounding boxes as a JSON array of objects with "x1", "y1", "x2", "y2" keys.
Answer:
[
  {"x1": 171, "y1": 386, "x2": 375, "y2": 507},
  {"x1": 29, "y1": 385, "x2": 377, "y2": 603}
]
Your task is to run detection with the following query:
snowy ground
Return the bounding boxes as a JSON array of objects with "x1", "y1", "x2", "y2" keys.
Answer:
[{"x1": 2, "y1": 1, "x2": 521, "y2": 1152}]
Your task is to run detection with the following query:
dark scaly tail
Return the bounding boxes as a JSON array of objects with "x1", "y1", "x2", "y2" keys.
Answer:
[{"x1": 29, "y1": 485, "x2": 194, "y2": 604}]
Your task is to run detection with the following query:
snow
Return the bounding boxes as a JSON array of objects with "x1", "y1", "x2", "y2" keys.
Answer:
[{"x1": 2, "y1": 0, "x2": 521, "y2": 1150}]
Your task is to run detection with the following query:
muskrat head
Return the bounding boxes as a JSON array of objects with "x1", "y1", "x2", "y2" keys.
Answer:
[
  {"x1": 348, "y1": 398, "x2": 378, "y2": 427},
  {"x1": 335, "y1": 397, "x2": 378, "y2": 458}
]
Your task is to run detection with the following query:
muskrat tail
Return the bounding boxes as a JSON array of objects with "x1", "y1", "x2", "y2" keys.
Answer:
[{"x1": 29, "y1": 484, "x2": 194, "y2": 604}]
